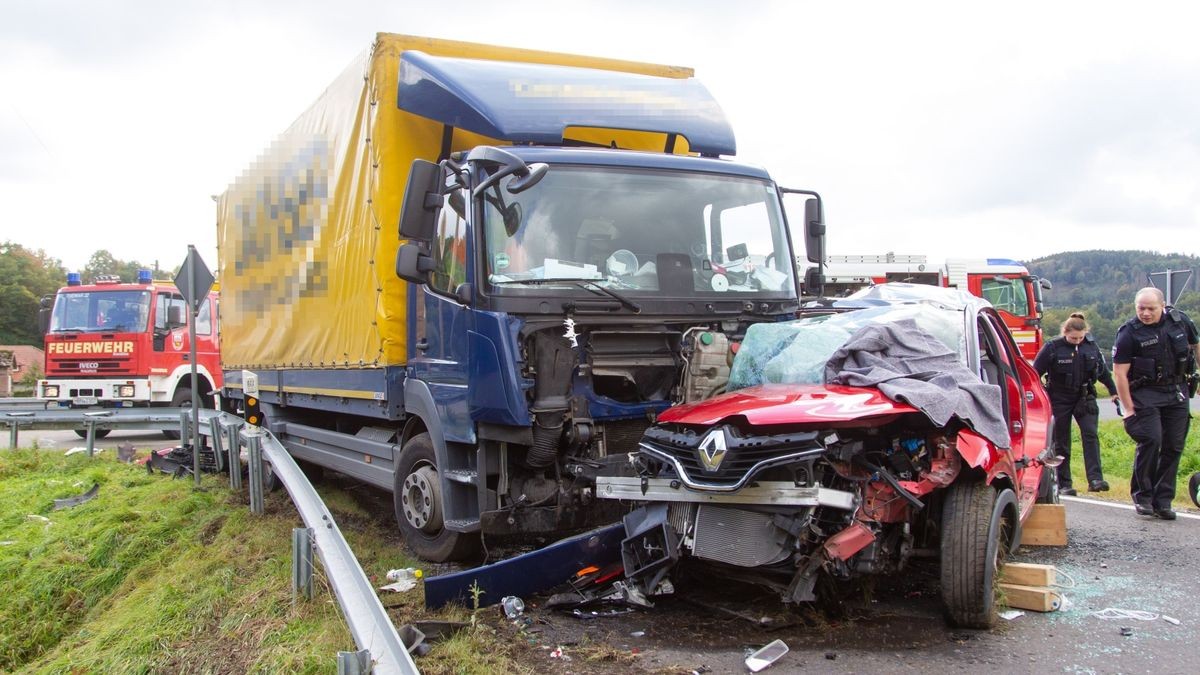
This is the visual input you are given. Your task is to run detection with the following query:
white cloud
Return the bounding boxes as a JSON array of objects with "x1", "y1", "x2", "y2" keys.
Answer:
[{"x1": 2, "y1": 0, "x2": 1199, "y2": 272}]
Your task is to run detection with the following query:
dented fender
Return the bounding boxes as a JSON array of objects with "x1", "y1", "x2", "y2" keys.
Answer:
[{"x1": 954, "y1": 428, "x2": 1017, "y2": 486}]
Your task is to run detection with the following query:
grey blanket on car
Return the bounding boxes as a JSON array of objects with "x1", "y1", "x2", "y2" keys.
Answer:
[{"x1": 823, "y1": 319, "x2": 1010, "y2": 449}]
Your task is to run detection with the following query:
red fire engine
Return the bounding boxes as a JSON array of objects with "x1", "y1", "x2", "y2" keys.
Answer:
[
  {"x1": 814, "y1": 254, "x2": 1052, "y2": 361},
  {"x1": 37, "y1": 270, "x2": 221, "y2": 436}
]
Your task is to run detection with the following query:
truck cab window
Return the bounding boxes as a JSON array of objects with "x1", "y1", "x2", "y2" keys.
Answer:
[
  {"x1": 981, "y1": 277, "x2": 1028, "y2": 317},
  {"x1": 196, "y1": 298, "x2": 212, "y2": 335},
  {"x1": 429, "y1": 184, "x2": 468, "y2": 295}
]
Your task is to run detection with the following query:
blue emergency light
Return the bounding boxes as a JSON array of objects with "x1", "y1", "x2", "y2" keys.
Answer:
[
  {"x1": 66, "y1": 272, "x2": 81, "y2": 286},
  {"x1": 137, "y1": 269, "x2": 153, "y2": 283}
]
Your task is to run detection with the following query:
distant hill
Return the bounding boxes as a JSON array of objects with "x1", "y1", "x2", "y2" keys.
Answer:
[{"x1": 1026, "y1": 250, "x2": 1200, "y2": 354}]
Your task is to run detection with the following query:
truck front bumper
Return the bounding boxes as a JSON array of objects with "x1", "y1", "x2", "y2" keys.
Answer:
[{"x1": 38, "y1": 378, "x2": 152, "y2": 407}]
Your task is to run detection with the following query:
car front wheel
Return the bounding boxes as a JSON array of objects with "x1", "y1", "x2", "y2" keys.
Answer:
[{"x1": 940, "y1": 480, "x2": 1016, "y2": 628}]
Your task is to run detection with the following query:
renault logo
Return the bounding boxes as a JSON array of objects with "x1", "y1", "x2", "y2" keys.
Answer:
[{"x1": 698, "y1": 427, "x2": 728, "y2": 471}]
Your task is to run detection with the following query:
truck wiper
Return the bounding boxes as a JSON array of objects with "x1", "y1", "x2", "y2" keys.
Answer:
[{"x1": 575, "y1": 281, "x2": 641, "y2": 313}]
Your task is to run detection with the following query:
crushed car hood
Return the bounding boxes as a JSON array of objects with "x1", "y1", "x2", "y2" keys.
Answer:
[{"x1": 660, "y1": 383, "x2": 918, "y2": 427}]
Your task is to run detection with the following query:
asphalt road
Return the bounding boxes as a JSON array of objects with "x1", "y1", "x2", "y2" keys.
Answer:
[
  {"x1": 1096, "y1": 393, "x2": 1199, "y2": 422},
  {"x1": 518, "y1": 496, "x2": 1200, "y2": 674},
  {"x1": 11, "y1": 427, "x2": 181, "y2": 453}
]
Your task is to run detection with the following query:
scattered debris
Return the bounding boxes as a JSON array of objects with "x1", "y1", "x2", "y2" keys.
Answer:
[
  {"x1": 548, "y1": 645, "x2": 570, "y2": 661},
  {"x1": 65, "y1": 447, "x2": 103, "y2": 456},
  {"x1": 53, "y1": 483, "x2": 100, "y2": 510},
  {"x1": 117, "y1": 442, "x2": 136, "y2": 463},
  {"x1": 1092, "y1": 608, "x2": 1159, "y2": 621},
  {"x1": 1120, "y1": 626, "x2": 1133, "y2": 637},
  {"x1": 1162, "y1": 616, "x2": 1181, "y2": 626},
  {"x1": 0, "y1": 541, "x2": 16, "y2": 546},
  {"x1": 381, "y1": 567, "x2": 423, "y2": 592},
  {"x1": 745, "y1": 639, "x2": 790, "y2": 672},
  {"x1": 998, "y1": 610, "x2": 1025, "y2": 621},
  {"x1": 501, "y1": 596, "x2": 526, "y2": 618},
  {"x1": 630, "y1": 630, "x2": 645, "y2": 637},
  {"x1": 26, "y1": 514, "x2": 52, "y2": 526}
]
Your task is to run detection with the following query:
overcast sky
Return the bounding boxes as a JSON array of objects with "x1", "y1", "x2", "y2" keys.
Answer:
[{"x1": 2, "y1": 0, "x2": 1198, "y2": 273}]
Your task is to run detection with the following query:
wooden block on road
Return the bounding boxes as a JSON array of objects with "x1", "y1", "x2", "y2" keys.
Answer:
[
  {"x1": 999, "y1": 562, "x2": 1056, "y2": 587},
  {"x1": 1021, "y1": 504, "x2": 1067, "y2": 546},
  {"x1": 998, "y1": 583, "x2": 1061, "y2": 612}
]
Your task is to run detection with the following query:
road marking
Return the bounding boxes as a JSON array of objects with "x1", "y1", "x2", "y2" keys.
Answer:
[{"x1": 1060, "y1": 495, "x2": 1200, "y2": 521}]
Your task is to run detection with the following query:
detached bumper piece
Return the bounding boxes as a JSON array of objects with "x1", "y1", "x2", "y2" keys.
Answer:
[{"x1": 620, "y1": 504, "x2": 679, "y2": 597}]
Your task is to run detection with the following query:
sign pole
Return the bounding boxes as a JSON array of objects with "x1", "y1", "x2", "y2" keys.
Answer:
[{"x1": 189, "y1": 245, "x2": 201, "y2": 485}]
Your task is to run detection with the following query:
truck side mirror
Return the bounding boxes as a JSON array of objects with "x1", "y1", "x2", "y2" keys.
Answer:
[
  {"x1": 396, "y1": 242, "x2": 436, "y2": 285},
  {"x1": 804, "y1": 197, "x2": 825, "y2": 264},
  {"x1": 1039, "y1": 278, "x2": 1053, "y2": 291},
  {"x1": 168, "y1": 305, "x2": 186, "y2": 327},
  {"x1": 399, "y1": 159, "x2": 444, "y2": 242},
  {"x1": 803, "y1": 266, "x2": 824, "y2": 297}
]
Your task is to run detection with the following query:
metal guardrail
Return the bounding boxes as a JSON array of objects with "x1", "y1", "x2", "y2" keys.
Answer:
[
  {"x1": 0, "y1": 405, "x2": 417, "y2": 674},
  {"x1": 0, "y1": 396, "x2": 55, "y2": 410}
]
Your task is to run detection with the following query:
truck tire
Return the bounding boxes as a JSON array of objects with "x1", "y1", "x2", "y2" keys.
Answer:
[
  {"x1": 394, "y1": 433, "x2": 480, "y2": 562},
  {"x1": 73, "y1": 429, "x2": 111, "y2": 439},
  {"x1": 162, "y1": 387, "x2": 194, "y2": 440},
  {"x1": 940, "y1": 480, "x2": 1015, "y2": 629},
  {"x1": 1036, "y1": 464, "x2": 1059, "y2": 504}
]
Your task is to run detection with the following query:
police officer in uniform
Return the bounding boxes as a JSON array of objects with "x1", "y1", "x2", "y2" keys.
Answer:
[
  {"x1": 1033, "y1": 312, "x2": 1118, "y2": 495},
  {"x1": 1113, "y1": 287, "x2": 1200, "y2": 520}
]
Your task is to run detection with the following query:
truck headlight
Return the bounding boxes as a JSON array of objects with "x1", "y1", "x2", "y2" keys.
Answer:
[
  {"x1": 116, "y1": 385, "x2": 136, "y2": 398},
  {"x1": 44, "y1": 384, "x2": 60, "y2": 398}
]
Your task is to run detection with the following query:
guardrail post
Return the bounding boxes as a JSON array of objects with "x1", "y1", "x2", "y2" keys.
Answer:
[
  {"x1": 247, "y1": 432, "x2": 264, "y2": 515},
  {"x1": 227, "y1": 423, "x2": 243, "y2": 490},
  {"x1": 336, "y1": 650, "x2": 371, "y2": 675},
  {"x1": 178, "y1": 410, "x2": 189, "y2": 447},
  {"x1": 293, "y1": 527, "x2": 314, "y2": 603},
  {"x1": 8, "y1": 422, "x2": 17, "y2": 450},
  {"x1": 208, "y1": 416, "x2": 225, "y2": 473},
  {"x1": 85, "y1": 420, "x2": 97, "y2": 457}
]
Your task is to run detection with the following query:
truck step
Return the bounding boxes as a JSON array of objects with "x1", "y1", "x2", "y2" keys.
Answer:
[
  {"x1": 442, "y1": 469, "x2": 477, "y2": 485},
  {"x1": 444, "y1": 518, "x2": 481, "y2": 532}
]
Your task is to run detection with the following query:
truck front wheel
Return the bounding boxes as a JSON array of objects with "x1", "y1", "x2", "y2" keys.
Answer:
[{"x1": 394, "y1": 433, "x2": 480, "y2": 562}]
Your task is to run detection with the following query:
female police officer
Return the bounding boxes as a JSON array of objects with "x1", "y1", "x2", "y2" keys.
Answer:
[
  {"x1": 1033, "y1": 312, "x2": 1118, "y2": 495},
  {"x1": 1113, "y1": 287, "x2": 1199, "y2": 520}
]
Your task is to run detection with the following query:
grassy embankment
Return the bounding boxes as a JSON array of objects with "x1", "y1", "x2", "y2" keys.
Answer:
[
  {"x1": 0, "y1": 448, "x2": 529, "y2": 674},
  {"x1": 1057, "y1": 417, "x2": 1200, "y2": 509}
]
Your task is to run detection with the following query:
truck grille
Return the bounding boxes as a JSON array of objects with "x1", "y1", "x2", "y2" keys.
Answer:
[
  {"x1": 639, "y1": 425, "x2": 824, "y2": 489},
  {"x1": 51, "y1": 359, "x2": 128, "y2": 374}
]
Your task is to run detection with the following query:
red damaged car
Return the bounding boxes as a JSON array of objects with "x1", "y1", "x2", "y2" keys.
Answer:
[{"x1": 597, "y1": 283, "x2": 1055, "y2": 628}]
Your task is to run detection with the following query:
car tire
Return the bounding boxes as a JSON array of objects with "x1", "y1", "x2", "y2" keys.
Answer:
[
  {"x1": 393, "y1": 432, "x2": 480, "y2": 562},
  {"x1": 940, "y1": 480, "x2": 1016, "y2": 629},
  {"x1": 73, "y1": 429, "x2": 111, "y2": 439},
  {"x1": 1036, "y1": 464, "x2": 1059, "y2": 504}
]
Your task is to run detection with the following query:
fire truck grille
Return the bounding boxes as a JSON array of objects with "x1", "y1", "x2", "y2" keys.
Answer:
[{"x1": 52, "y1": 359, "x2": 129, "y2": 374}]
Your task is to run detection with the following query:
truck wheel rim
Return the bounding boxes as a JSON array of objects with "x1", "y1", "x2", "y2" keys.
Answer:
[{"x1": 401, "y1": 463, "x2": 442, "y2": 533}]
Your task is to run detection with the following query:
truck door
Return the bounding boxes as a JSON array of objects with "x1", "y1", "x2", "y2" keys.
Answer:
[{"x1": 408, "y1": 181, "x2": 475, "y2": 444}]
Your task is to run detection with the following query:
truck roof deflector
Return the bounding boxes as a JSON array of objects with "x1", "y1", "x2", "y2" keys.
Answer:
[{"x1": 397, "y1": 51, "x2": 737, "y2": 157}]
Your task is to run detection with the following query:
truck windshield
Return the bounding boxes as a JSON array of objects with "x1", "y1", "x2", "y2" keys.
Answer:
[
  {"x1": 50, "y1": 290, "x2": 151, "y2": 333},
  {"x1": 482, "y1": 166, "x2": 795, "y2": 297},
  {"x1": 979, "y1": 277, "x2": 1030, "y2": 317}
]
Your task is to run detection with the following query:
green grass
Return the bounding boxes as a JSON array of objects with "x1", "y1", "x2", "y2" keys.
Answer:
[
  {"x1": 1058, "y1": 414, "x2": 1200, "y2": 509},
  {"x1": 0, "y1": 449, "x2": 525, "y2": 673}
]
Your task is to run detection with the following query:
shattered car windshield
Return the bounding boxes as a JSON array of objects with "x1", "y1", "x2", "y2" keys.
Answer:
[
  {"x1": 483, "y1": 166, "x2": 795, "y2": 297},
  {"x1": 728, "y1": 303, "x2": 968, "y2": 390}
]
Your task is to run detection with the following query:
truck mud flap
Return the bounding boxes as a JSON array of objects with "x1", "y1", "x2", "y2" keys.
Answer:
[{"x1": 423, "y1": 523, "x2": 624, "y2": 610}]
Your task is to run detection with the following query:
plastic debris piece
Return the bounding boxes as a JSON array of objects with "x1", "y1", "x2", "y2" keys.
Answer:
[
  {"x1": 1120, "y1": 627, "x2": 1133, "y2": 637},
  {"x1": 26, "y1": 514, "x2": 51, "y2": 524},
  {"x1": 380, "y1": 579, "x2": 419, "y2": 593},
  {"x1": 65, "y1": 447, "x2": 103, "y2": 456},
  {"x1": 1092, "y1": 608, "x2": 1159, "y2": 621},
  {"x1": 744, "y1": 639, "x2": 790, "y2": 672},
  {"x1": 998, "y1": 610, "x2": 1025, "y2": 621},
  {"x1": 1162, "y1": 616, "x2": 1181, "y2": 626},
  {"x1": 630, "y1": 630, "x2": 645, "y2": 637},
  {"x1": 117, "y1": 442, "x2": 136, "y2": 463},
  {"x1": 0, "y1": 541, "x2": 16, "y2": 546},
  {"x1": 501, "y1": 596, "x2": 526, "y2": 618},
  {"x1": 53, "y1": 483, "x2": 100, "y2": 510}
]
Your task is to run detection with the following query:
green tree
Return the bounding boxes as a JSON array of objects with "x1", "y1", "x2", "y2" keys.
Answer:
[
  {"x1": 0, "y1": 242, "x2": 67, "y2": 345},
  {"x1": 81, "y1": 250, "x2": 149, "y2": 283}
]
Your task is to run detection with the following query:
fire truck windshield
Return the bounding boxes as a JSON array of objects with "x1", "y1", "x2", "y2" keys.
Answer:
[{"x1": 50, "y1": 290, "x2": 151, "y2": 333}]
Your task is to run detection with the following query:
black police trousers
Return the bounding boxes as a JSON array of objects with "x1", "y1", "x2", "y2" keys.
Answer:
[
  {"x1": 1123, "y1": 398, "x2": 1191, "y2": 510},
  {"x1": 1051, "y1": 396, "x2": 1103, "y2": 487}
]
